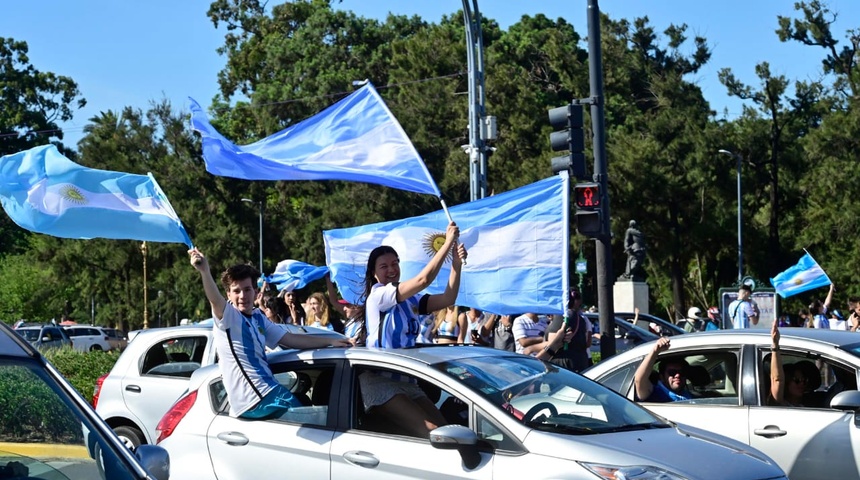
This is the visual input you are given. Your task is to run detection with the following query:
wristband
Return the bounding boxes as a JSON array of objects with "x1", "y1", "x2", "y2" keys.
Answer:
[{"x1": 543, "y1": 345, "x2": 557, "y2": 357}]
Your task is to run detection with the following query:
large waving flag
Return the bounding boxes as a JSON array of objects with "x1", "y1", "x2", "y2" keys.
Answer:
[
  {"x1": 770, "y1": 252, "x2": 831, "y2": 298},
  {"x1": 324, "y1": 174, "x2": 568, "y2": 315},
  {"x1": 189, "y1": 83, "x2": 441, "y2": 196},
  {"x1": 265, "y1": 259, "x2": 329, "y2": 292},
  {"x1": 0, "y1": 145, "x2": 192, "y2": 247}
]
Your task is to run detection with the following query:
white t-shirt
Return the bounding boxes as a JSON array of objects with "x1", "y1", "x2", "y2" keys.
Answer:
[
  {"x1": 512, "y1": 315, "x2": 548, "y2": 355},
  {"x1": 213, "y1": 303, "x2": 285, "y2": 416}
]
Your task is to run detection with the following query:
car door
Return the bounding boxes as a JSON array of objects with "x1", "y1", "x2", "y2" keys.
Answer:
[
  {"x1": 206, "y1": 362, "x2": 338, "y2": 479},
  {"x1": 595, "y1": 346, "x2": 753, "y2": 446},
  {"x1": 749, "y1": 345, "x2": 860, "y2": 479},
  {"x1": 329, "y1": 363, "x2": 493, "y2": 480}
]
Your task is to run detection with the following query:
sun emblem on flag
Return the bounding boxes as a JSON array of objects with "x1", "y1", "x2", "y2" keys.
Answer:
[
  {"x1": 793, "y1": 278, "x2": 804, "y2": 286},
  {"x1": 422, "y1": 231, "x2": 453, "y2": 262},
  {"x1": 59, "y1": 184, "x2": 87, "y2": 204}
]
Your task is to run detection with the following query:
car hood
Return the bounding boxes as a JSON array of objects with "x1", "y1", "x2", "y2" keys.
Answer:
[{"x1": 523, "y1": 421, "x2": 784, "y2": 479}]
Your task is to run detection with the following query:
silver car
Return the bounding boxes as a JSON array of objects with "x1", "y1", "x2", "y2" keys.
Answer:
[
  {"x1": 156, "y1": 346, "x2": 785, "y2": 480},
  {"x1": 584, "y1": 328, "x2": 860, "y2": 480}
]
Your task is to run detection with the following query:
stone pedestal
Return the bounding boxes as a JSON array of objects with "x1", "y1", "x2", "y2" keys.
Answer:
[{"x1": 614, "y1": 281, "x2": 649, "y2": 314}]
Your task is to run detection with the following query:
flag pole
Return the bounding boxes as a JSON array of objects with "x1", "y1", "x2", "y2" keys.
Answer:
[{"x1": 439, "y1": 199, "x2": 466, "y2": 266}]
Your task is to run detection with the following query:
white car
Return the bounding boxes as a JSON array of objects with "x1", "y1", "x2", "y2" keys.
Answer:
[
  {"x1": 583, "y1": 328, "x2": 860, "y2": 480},
  {"x1": 94, "y1": 322, "x2": 345, "y2": 449},
  {"x1": 156, "y1": 346, "x2": 786, "y2": 480},
  {"x1": 64, "y1": 325, "x2": 113, "y2": 352}
]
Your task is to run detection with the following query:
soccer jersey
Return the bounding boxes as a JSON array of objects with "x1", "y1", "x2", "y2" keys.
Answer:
[
  {"x1": 728, "y1": 300, "x2": 756, "y2": 329},
  {"x1": 343, "y1": 317, "x2": 365, "y2": 345},
  {"x1": 366, "y1": 283, "x2": 427, "y2": 348},
  {"x1": 213, "y1": 302, "x2": 285, "y2": 417}
]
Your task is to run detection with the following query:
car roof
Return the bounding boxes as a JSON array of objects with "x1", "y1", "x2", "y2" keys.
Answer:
[
  {"x1": 669, "y1": 327, "x2": 860, "y2": 348},
  {"x1": 0, "y1": 322, "x2": 41, "y2": 358},
  {"x1": 583, "y1": 312, "x2": 659, "y2": 337},
  {"x1": 270, "y1": 344, "x2": 516, "y2": 365}
]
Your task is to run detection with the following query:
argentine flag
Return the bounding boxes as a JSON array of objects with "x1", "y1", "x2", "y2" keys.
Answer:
[
  {"x1": 324, "y1": 174, "x2": 568, "y2": 315},
  {"x1": 265, "y1": 260, "x2": 329, "y2": 292},
  {"x1": 0, "y1": 145, "x2": 192, "y2": 247},
  {"x1": 189, "y1": 82, "x2": 441, "y2": 196},
  {"x1": 770, "y1": 252, "x2": 831, "y2": 298}
]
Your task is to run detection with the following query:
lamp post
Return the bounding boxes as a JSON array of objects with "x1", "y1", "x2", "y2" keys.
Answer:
[
  {"x1": 242, "y1": 198, "x2": 264, "y2": 272},
  {"x1": 718, "y1": 149, "x2": 743, "y2": 283},
  {"x1": 140, "y1": 241, "x2": 148, "y2": 329}
]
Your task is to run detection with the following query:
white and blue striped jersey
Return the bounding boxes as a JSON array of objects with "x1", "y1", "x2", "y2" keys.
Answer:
[
  {"x1": 366, "y1": 283, "x2": 426, "y2": 349},
  {"x1": 213, "y1": 303, "x2": 284, "y2": 416}
]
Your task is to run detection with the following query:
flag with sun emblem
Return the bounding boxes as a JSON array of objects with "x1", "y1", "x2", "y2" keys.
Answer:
[
  {"x1": 324, "y1": 174, "x2": 568, "y2": 315},
  {"x1": 770, "y1": 252, "x2": 831, "y2": 298},
  {"x1": 0, "y1": 145, "x2": 193, "y2": 246}
]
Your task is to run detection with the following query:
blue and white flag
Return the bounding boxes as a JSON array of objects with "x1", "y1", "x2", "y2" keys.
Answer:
[
  {"x1": 0, "y1": 145, "x2": 193, "y2": 247},
  {"x1": 324, "y1": 174, "x2": 568, "y2": 315},
  {"x1": 770, "y1": 252, "x2": 831, "y2": 298},
  {"x1": 265, "y1": 259, "x2": 329, "y2": 292},
  {"x1": 189, "y1": 83, "x2": 441, "y2": 196}
]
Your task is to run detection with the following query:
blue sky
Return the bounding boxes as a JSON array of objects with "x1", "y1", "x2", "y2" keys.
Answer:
[{"x1": 2, "y1": 0, "x2": 857, "y2": 148}]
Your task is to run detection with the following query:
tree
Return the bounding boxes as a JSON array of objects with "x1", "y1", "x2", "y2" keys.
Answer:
[{"x1": 0, "y1": 37, "x2": 86, "y2": 256}]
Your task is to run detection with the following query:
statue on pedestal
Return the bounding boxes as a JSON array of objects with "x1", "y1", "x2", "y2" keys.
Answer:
[{"x1": 621, "y1": 220, "x2": 647, "y2": 282}]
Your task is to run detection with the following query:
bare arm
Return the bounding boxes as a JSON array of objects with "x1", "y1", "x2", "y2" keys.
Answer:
[
  {"x1": 189, "y1": 248, "x2": 227, "y2": 320},
  {"x1": 824, "y1": 283, "x2": 835, "y2": 311},
  {"x1": 769, "y1": 322, "x2": 785, "y2": 403},
  {"x1": 277, "y1": 332, "x2": 351, "y2": 350},
  {"x1": 480, "y1": 314, "x2": 497, "y2": 338},
  {"x1": 456, "y1": 312, "x2": 468, "y2": 343},
  {"x1": 325, "y1": 274, "x2": 347, "y2": 317},
  {"x1": 424, "y1": 242, "x2": 467, "y2": 312},
  {"x1": 533, "y1": 326, "x2": 573, "y2": 360},
  {"x1": 634, "y1": 337, "x2": 670, "y2": 401},
  {"x1": 398, "y1": 222, "x2": 460, "y2": 303}
]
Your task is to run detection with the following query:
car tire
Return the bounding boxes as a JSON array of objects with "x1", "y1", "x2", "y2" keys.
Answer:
[
  {"x1": 91, "y1": 345, "x2": 103, "y2": 352},
  {"x1": 113, "y1": 425, "x2": 145, "y2": 449}
]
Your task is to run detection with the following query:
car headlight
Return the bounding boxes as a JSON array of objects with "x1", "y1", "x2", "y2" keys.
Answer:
[{"x1": 578, "y1": 462, "x2": 688, "y2": 480}]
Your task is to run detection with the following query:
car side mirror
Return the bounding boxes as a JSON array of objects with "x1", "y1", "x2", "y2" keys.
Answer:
[
  {"x1": 830, "y1": 390, "x2": 860, "y2": 415},
  {"x1": 135, "y1": 445, "x2": 170, "y2": 480},
  {"x1": 429, "y1": 425, "x2": 481, "y2": 470},
  {"x1": 42, "y1": 335, "x2": 52, "y2": 342}
]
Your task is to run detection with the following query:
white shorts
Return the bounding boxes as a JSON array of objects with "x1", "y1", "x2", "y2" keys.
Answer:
[{"x1": 358, "y1": 371, "x2": 427, "y2": 410}]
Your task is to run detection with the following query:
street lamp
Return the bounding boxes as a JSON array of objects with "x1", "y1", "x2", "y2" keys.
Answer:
[
  {"x1": 241, "y1": 198, "x2": 264, "y2": 273},
  {"x1": 718, "y1": 149, "x2": 743, "y2": 283}
]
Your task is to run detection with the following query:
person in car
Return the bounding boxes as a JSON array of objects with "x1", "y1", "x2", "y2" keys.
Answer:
[
  {"x1": 359, "y1": 221, "x2": 467, "y2": 437},
  {"x1": 768, "y1": 322, "x2": 817, "y2": 407},
  {"x1": 633, "y1": 337, "x2": 692, "y2": 402},
  {"x1": 188, "y1": 248, "x2": 351, "y2": 420}
]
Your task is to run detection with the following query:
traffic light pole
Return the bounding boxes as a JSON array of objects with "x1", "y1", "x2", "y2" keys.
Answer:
[{"x1": 586, "y1": 0, "x2": 616, "y2": 359}]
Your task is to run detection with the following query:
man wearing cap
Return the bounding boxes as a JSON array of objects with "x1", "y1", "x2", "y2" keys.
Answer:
[{"x1": 728, "y1": 284, "x2": 759, "y2": 329}]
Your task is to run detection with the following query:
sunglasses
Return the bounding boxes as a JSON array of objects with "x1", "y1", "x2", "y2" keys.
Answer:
[
  {"x1": 665, "y1": 368, "x2": 685, "y2": 377},
  {"x1": 791, "y1": 376, "x2": 808, "y2": 385}
]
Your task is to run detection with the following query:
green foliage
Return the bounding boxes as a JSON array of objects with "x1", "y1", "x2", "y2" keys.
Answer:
[
  {"x1": 2, "y1": 0, "x2": 860, "y2": 324},
  {"x1": 43, "y1": 346, "x2": 120, "y2": 404},
  {"x1": 0, "y1": 363, "x2": 82, "y2": 442}
]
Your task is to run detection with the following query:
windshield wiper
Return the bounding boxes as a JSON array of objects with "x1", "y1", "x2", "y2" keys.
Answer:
[
  {"x1": 596, "y1": 422, "x2": 670, "y2": 433},
  {"x1": 526, "y1": 421, "x2": 597, "y2": 435}
]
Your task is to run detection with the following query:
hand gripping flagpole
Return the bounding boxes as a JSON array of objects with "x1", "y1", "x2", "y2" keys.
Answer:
[{"x1": 439, "y1": 199, "x2": 466, "y2": 266}]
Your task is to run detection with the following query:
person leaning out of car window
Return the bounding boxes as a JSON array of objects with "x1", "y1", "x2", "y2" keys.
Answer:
[
  {"x1": 768, "y1": 321, "x2": 815, "y2": 407},
  {"x1": 633, "y1": 337, "x2": 692, "y2": 402}
]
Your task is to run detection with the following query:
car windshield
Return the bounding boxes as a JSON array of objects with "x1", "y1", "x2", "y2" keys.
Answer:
[{"x1": 435, "y1": 354, "x2": 666, "y2": 435}]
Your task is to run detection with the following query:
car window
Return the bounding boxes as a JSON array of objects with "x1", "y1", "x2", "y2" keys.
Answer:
[
  {"x1": 351, "y1": 366, "x2": 471, "y2": 439},
  {"x1": 760, "y1": 347, "x2": 858, "y2": 408},
  {"x1": 594, "y1": 360, "x2": 639, "y2": 395},
  {"x1": 141, "y1": 336, "x2": 207, "y2": 377},
  {"x1": 644, "y1": 350, "x2": 741, "y2": 405},
  {"x1": 0, "y1": 359, "x2": 143, "y2": 480},
  {"x1": 475, "y1": 406, "x2": 521, "y2": 452}
]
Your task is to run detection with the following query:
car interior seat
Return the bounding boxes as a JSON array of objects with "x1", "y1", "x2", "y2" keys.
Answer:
[
  {"x1": 291, "y1": 372, "x2": 313, "y2": 406},
  {"x1": 310, "y1": 369, "x2": 334, "y2": 406},
  {"x1": 141, "y1": 344, "x2": 169, "y2": 374},
  {"x1": 686, "y1": 365, "x2": 717, "y2": 397}
]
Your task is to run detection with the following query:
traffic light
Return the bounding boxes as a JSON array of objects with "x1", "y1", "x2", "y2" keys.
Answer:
[
  {"x1": 573, "y1": 182, "x2": 601, "y2": 237},
  {"x1": 548, "y1": 103, "x2": 586, "y2": 180}
]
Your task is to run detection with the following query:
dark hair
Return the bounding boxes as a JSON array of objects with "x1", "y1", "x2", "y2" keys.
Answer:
[
  {"x1": 263, "y1": 295, "x2": 287, "y2": 323},
  {"x1": 220, "y1": 264, "x2": 260, "y2": 291},
  {"x1": 808, "y1": 299, "x2": 823, "y2": 315},
  {"x1": 657, "y1": 358, "x2": 688, "y2": 374},
  {"x1": 739, "y1": 284, "x2": 752, "y2": 294},
  {"x1": 359, "y1": 246, "x2": 398, "y2": 304}
]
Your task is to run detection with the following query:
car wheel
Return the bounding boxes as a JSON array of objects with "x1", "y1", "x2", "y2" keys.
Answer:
[
  {"x1": 91, "y1": 345, "x2": 103, "y2": 352},
  {"x1": 113, "y1": 426, "x2": 144, "y2": 449}
]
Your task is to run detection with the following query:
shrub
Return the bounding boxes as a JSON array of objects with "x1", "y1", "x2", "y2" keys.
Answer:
[{"x1": 43, "y1": 346, "x2": 120, "y2": 403}]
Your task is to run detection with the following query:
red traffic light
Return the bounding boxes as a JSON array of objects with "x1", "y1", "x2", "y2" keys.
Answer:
[{"x1": 574, "y1": 183, "x2": 600, "y2": 209}]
